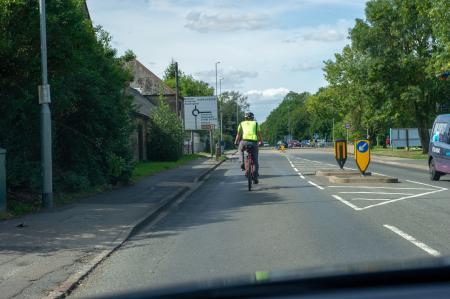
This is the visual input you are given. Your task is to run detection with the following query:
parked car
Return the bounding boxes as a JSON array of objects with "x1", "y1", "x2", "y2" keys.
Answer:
[
  {"x1": 263, "y1": 141, "x2": 270, "y2": 147},
  {"x1": 301, "y1": 140, "x2": 311, "y2": 147},
  {"x1": 429, "y1": 114, "x2": 450, "y2": 181},
  {"x1": 288, "y1": 140, "x2": 301, "y2": 148}
]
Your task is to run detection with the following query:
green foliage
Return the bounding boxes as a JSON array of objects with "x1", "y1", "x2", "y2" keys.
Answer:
[
  {"x1": 261, "y1": 92, "x2": 311, "y2": 143},
  {"x1": 147, "y1": 96, "x2": 184, "y2": 161},
  {"x1": 0, "y1": 0, "x2": 134, "y2": 194},
  {"x1": 163, "y1": 61, "x2": 214, "y2": 97},
  {"x1": 311, "y1": 0, "x2": 450, "y2": 152},
  {"x1": 219, "y1": 91, "x2": 250, "y2": 135}
]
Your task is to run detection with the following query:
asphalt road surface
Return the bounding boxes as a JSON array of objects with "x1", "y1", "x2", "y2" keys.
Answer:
[{"x1": 71, "y1": 149, "x2": 450, "y2": 298}]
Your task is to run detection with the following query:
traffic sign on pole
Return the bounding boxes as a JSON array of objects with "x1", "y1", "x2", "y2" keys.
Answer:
[
  {"x1": 334, "y1": 139, "x2": 347, "y2": 169},
  {"x1": 354, "y1": 139, "x2": 370, "y2": 175}
]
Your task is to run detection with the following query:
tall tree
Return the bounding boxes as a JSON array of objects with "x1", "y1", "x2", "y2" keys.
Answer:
[{"x1": 0, "y1": 0, "x2": 134, "y2": 193}]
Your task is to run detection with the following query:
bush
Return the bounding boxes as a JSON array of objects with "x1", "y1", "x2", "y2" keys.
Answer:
[
  {"x1": 0, "y1": 0, "x2": 134, "y2": 194},
  {"x1": 147, "y1": 96, "x2": 184, "y2": 161}
]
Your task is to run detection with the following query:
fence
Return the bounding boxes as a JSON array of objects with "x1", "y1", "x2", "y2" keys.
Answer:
[{"x1": 389, "y1": 128, "x2": 422, "y2": 148}]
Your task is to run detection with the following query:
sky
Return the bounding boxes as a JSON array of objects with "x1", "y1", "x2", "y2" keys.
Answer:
[{"x1": 86, "y1": 0, "x2": 367, "y2": 122}]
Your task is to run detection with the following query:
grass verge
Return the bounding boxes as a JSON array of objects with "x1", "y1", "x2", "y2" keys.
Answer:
[
  {"x1": 131, "y1": 154, "x2": 205, "y2": 182},
  {"x1": 1, "y1": 154, "x2": 206, "y2": 220},
  {"x1": 371, "y1": 146, "x2": 427, "y2": 160}
]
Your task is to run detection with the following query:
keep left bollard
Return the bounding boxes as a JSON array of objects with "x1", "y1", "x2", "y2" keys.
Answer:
[{"x1": 0, "y1": 148, "x2": 6, "y2": 213}]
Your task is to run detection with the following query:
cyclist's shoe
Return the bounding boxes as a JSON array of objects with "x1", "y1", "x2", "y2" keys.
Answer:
[
  {"x1": 240, "y1": 163, "x2": 245, "y2": 171},
  {"x1": 254, "y1": 177, "x2": 259, "y2": 184}
]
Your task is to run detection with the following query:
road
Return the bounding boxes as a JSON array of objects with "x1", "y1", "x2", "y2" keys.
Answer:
[{"x1": 70, "y1": 149, "x2": 450, "y2": 298}]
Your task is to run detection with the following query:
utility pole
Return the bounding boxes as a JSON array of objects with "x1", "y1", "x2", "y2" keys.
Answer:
[
  {"x1": 219, "y1": 78, "x2": 223, "y2": 143},
  {"x1": 175, "y1": 62, "x2": 179, "y2": 119},
  {"x1": 39, "y1": 0, "x2": 53, "y2": 209},
  {"x1": 215, "y1": 61, "x2": 221, "y2": 152},
  {"x1": 288, "y1": 105, "x2": 291, "y2": 142}
]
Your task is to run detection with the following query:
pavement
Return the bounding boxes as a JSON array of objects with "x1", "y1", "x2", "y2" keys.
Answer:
[
  {"x1": 0, "y1": 156, "x2": 225, "y2": 299},
  {"x1": 69, "y1": 149, "x2": 450, "y2": 298}
]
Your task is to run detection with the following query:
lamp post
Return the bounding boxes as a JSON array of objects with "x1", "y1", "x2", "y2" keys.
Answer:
[
  {"x1": 219, "y1": 78, "x2": 223, "y2": 143},
  {"x1": 39, "y1": 0, "x2": 53, "y2": 209}
]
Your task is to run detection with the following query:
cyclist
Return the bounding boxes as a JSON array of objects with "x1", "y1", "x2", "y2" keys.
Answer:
[{"x1": 234, "y1": 112, "x2": 263, "y2": 183}]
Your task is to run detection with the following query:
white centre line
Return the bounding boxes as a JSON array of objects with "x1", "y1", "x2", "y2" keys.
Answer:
[
  {"x1": 383, "y1": 224, "x2": 441, "y2": 257},
  {"x1": 308, "y1": 181, "x2": 324, "y2": 190}
]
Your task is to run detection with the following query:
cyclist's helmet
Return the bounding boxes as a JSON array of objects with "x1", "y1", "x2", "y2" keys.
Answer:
[{"x1": 244, "y1": 112, "x2": 255, "y2": 120}]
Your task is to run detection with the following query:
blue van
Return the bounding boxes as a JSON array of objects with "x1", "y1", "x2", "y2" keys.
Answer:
[{"x1": 429, "y1": 114, "x2": 450, "y2": 180}]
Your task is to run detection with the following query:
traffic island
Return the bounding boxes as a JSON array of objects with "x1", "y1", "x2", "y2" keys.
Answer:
[
  {"x1": 327, "y1": 174, "x2": 398, "y2": 184},
  {"x1": 316, "y1": 169, "x2": 372, "y2": 177}
]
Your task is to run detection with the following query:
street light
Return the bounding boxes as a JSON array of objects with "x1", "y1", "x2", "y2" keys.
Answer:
[
  {"x1": 38, "y1": 0, "x2": 53, "y2": 209},
  {"x1": 219, "y1": 78, "x2": 223, "y2": 143}
]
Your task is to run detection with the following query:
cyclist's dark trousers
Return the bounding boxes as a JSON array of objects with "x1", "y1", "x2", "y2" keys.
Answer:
[{"x1": 239, "y1": 140, "x2": 259, "y2": 177}]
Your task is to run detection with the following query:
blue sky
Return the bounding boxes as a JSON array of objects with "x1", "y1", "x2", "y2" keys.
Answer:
[{"x1": 86, "y1": 0, "x2": 367, "y2": 121}]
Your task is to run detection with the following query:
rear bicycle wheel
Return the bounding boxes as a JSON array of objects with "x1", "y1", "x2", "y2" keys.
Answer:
[{"x1": 248, "y1": 158, "x2": 252, "y2": 191}]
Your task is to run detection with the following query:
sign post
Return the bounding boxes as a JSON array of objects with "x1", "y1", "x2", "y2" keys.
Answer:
[
  {"x1": 345, "y1": 123, "x2": 350, "y2": 143},
  {"x1": 184, "y1": 97, "x2": 218, "y2": 155},
  {"x1": 354, "y1": 139, "x2": 370, "y2": 175},
  {"x1": 334, "y1": 139, "x2": 347, "y2": 169},
  {"x1": 0, "y1": 148, "x2": 6, "y2": 212}
]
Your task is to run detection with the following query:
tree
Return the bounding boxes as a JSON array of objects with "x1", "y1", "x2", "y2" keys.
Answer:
[
  {"x1": 261, "y1": 92, "x2": 311, "y2": 144},
  {"x1": 163, "y1": 61, "x2": 214, "y2": 97},
  {"x1": 322, "y1": 0, "x2": 450, "y2": 152},
  {"x1": 147, "y1": 93, "x2": 184, "y2": 161},
  {"x1": 0, "y1": 0, "x2": 134, "y2": 194}
]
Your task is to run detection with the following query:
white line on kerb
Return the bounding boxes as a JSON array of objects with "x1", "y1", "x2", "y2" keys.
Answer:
[
  {"x1": 308, "y1": 181, "x2": 324, "y2": 190},
  {"x1": 332, "y1": 195, "x2": 361, "y2": 210},
  {"x1": 383, "y1": 224, "x2": 441, "y2": 257},
  {"x1": 298, "y1": 173, "x2": 305, "y2": 179},
  {"x1": 293, "y1": 168, "x2": 299, "y2": 172}
]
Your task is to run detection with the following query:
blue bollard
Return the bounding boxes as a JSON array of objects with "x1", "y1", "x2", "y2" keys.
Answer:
[{"x1": 0, "y1": 148, "x2": 6, "y2": 213}]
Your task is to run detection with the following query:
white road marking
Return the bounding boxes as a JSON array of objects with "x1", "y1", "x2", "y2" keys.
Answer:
[
  {"x1": 332, "y1": 195, "x2": 361, "y2": 210},
  {"x1": 383, "y1": 224, "x2": 441, "y2": 257},
  {"x1": 371, "y1": 171, "x2": 389, "y2": 177},
  {"x1": 406, "y1": 179, "x2": 448, "y2": 190},
  {"x1": 293, "y1": 168, "x2": 299, "y2": 172},
  {"x1": 328, "y1": 186, "x2": 436, "y2": 191},
  {"x1": 359, "y1": 188, "x2": 447, "y2": 210},
  {"x1": 308, "y1": 181, "x2": 324, "y2": 190},
  {"x1": 298, "y1": 173, "x2": 305, "y2": 179},
  {"x1": 339, "y1": 191, "x2": 414, "y2": 195},
  {"x1": 351, "y1": 198, "x2": 392, "y2": 201}
]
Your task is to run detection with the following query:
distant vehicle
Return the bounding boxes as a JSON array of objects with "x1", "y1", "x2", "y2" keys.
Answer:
[
  {"x1": 263, "y1": 142, "x2": 270, "y2": 147},
  {"x1": 429, "y1": 114, "x2": 450, "y2": 181},
  {"x1": 288, "y1": 140, "x2": 301, "y2": 148},
  {"x1": 301, "y1": 140, "x2": 311, "y2": 147}
]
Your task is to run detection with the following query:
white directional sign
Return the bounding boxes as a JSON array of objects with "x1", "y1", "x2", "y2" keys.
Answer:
[{"x1": 184, "y1": 96, "x2": 218, "y2": 130}]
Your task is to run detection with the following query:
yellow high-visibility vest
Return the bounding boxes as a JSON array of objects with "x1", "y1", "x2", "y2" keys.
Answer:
[{"x1": 238, "y1": 120, "x2": 260, "y2": 141}]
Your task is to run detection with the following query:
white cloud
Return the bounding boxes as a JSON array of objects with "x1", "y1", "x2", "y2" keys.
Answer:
[
  {"x1": 195, "y1": 68, "x2": 258, "y2": 89},
  {"x1": 298, "y1": 19, "x2": 352, "y2": 42},
  {"x1": 246, "y1": 87, "x2": 290, "y2": 103},
  {"x1": 288, "y1": 61, "x2": 322, "y2": 71},
  {"x1": 185, "y1": 11, "x2": 272, "y2": 32}
]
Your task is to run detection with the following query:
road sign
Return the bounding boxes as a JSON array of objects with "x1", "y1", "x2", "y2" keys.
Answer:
[
  {"x1": 334, "y1": 139, "x2": 347, "y2": 169},
  {"x1": 184, "y1": 96, "x2": 218, "y2": 130},
  {"x1": 354, "y1": 139, "x2": 370, "y2": 174},
  {"x1": 345, "y1": 123, "x2": 351, "y2": 129}
]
